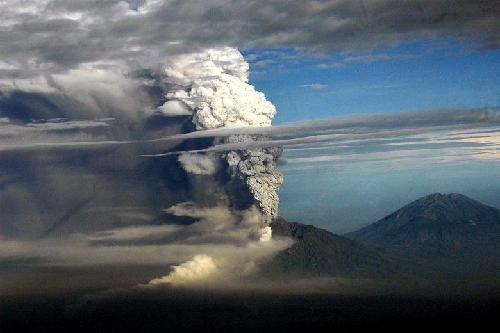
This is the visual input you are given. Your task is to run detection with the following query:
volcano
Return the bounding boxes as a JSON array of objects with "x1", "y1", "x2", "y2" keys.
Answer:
[
  {"x1": 346, "y1": 193, "x2": 500, "y2": 248},
  {"x1": 346, "y1": 193, "x2": 500, "y2": 280}
]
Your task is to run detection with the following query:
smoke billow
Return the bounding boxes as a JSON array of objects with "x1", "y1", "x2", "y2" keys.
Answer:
[
  {"x1": 144, "y1": 47, "x2": 284, "y2": 285},
  {"x1": 162, "y1": 47, "x2": 283, "y2": 230},
  {"x1": 147, "y1": 254, "x2": 218, "y2": 286},
  {"x1": 225, "y1": 138, "x2": 283, "y2": 224},
  {"x1": 161, "y1": 47, "x2": 275, "y2": 130}
]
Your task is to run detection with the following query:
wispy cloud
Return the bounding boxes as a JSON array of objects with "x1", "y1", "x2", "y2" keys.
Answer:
[
  {"x1": 300, "y1": 83, "x2": 328, "y2": 90},
  {"x1": 318, "y1": 53, "x2": 418, "y2": 69},
  {"x1": 281, "y1": 126, "x2": 500, "y2": 173},
  {"x1": 252, "y1": 59, "x2": 275, "y2": 68},
  {"x1": 2, "y1": 107, "x2": 499, "y2": 155}
]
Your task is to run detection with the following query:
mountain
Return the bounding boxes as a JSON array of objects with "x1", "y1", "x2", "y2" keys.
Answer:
[
  {"x1": 346, "y1": 193, "x2": 500, "y2": 280},
  {"x1": 262, "y1": 193, "x2": 499, "y2": 284},
  {"x1": 259, "y1": 217, "x2": 401, "y2": 279},
  {"x1": 346, "y1": 193, "x2": 500, "y2": 248}
]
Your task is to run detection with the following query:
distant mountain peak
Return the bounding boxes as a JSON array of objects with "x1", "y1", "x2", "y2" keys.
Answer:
[
  {"x1": 405, "y1": 192, "x2": 485, "y2": 210},
  {"x1": 379, "y1": 192, "x2": 499, "y2": 225},
  {"x1": 346, "y1": 193, "x2": 500, "y2": 247}
]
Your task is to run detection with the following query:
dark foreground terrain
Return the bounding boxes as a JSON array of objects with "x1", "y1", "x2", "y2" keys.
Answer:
[
  {"x1": 2, "y1": 193, "x2": 498, "y2": 332},
  {"x1": 1, "y1": 289, "x2": 498, "y2": 333}
]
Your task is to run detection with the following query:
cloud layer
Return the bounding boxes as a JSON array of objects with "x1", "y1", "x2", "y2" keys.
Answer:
[{"x1": 0, "y1": 0, "x2": 499, "y2": 86}]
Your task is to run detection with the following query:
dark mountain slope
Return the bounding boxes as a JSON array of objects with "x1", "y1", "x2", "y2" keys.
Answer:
[
  {"x1": 346, "y1": 193, "x2": 500, "y2": 249},
  {"x1": 346, "y1": 193, "x2": 500, "y2": 280},
  {"x1": 260, "y1": 218, "x2": 401, "y2": 279}
]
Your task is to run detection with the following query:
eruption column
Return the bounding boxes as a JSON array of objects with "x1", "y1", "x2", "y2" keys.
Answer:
[{"x1": 160, "y1": 47, "x2": 282, "y2": 234}]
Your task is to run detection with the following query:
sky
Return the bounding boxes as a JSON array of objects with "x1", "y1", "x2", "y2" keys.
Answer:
[
  {"x1": 246, "y1": 43, "x2": 500, "y2": 123},
  {"x1": 1, "y1": 0, "x2": 500, "y2": 290},
  {"x1": 242, "y1": 42, "x2": 500, "y2": 232},
  {"x1": 279, "y1": 142, "x2": 500, "y2": 233}
]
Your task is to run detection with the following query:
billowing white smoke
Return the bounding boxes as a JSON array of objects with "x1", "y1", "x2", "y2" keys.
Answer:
[
  {"x1": 160, "y1": 47, "x2": 276, "y2": 130},
  {"x1": 148, "y1": 254, "x2": 217, "y2": 286},
  {"x1": 166, "y1": 47, "x2": 283, "y2": 230}
]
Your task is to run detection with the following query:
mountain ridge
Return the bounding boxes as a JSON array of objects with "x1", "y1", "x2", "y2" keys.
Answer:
[{"x1": 260, "y1": 217, "x2": 401, "y2": 279}]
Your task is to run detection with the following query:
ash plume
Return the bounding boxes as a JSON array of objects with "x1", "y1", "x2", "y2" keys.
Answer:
[
  {"x1": 160, "y1": 47, "x2": 283, "y2": 233},
  {"x1": 138, "y1": 47, "x2": 285, "y2": 285},
  {"x1": 224, "y1": 135, "x2": 283, "y2": 224},
  {"x1": 161, "y1": 47, "x2": 276, "y2": 130}
]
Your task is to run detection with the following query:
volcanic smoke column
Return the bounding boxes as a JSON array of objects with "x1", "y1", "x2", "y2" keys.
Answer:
[{"x1": 159, "y1": 47, "x2": 283, "y2": 236}]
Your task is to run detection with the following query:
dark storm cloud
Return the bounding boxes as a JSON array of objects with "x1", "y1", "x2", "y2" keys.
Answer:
[{"x1": 0, "y1": 0, "x2": 499, "y2": 81}]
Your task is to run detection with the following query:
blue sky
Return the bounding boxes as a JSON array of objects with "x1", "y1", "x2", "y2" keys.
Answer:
[
  {"x1": 243, "y1": 41, "x2": 500, "y2": 233},
  {"x1": 245, "y1": 41, "x2": 500, "y2": 124}
]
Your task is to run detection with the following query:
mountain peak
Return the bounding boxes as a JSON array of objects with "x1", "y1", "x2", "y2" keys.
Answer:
[
  {"x1": 380, "y1": 192, "x2": 499, "y2": 225},
  {"x1": 411, "y1": 192, "x2": 479, "y2": 207},
  {"x1": 346, "y1": 193, "x2": 500, "y2": 246}
]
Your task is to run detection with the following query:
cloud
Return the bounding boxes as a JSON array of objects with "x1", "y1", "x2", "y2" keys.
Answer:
[
  {"x1": 86, "y1": 225, "x2": 181, "y2": 244},
  {"x1": 1, "y1": 107, "x2": 498, "y2": 154},
  {"x1": 0, "y1": 235, "x2": 292, "y2": 268},
  {"x1": 280, "y1": 126, "x2": 500, "y2": 173},
  {"x1": 252, "y1": 59, "x2": 275, "y2": 68},
  {"x1": 0, "y1": 0, "x2": 499, "y2": 84},
  {"x1": 300, "y1": 83, "x2": 328, "y2": 90},
  {"x1": 148, "y1": 107, "x2": 500, "y2": 142},
  {"x1": 317, "y1": 53, "x2": 418, "y2": 69},
  {"x1": 0, "y1": 118, "x2": 116, "y2": 150},
  {"x1": 0, "y1": 64, "x2": 157, "y2": 123},
  {"x1": 137, "y1": 107, "x2": 500, "y2": 157}
]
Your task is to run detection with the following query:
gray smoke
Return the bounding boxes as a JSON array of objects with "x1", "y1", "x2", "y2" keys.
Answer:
[{"x1": 224, "y1": 135, "x2": 283, "y2": 225}]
